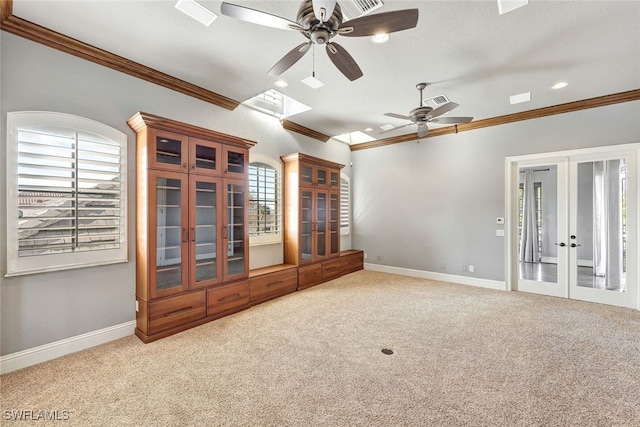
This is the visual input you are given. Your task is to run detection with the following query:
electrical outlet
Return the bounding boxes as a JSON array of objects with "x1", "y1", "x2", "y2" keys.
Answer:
[
  {"x1": 468, "y1": 265, "x2": 475, "y2": 273},
  {"x1": 364, "y1": 253, "x2": 368, "y2": 259},
  {"x1": 462, "y1": 265, "x2": 467, "y2": 271},
  {"x1": 377, "y1": 255, "x2": 382, "y2": 262},
  {"x1": 135, "y1": 300, "x2": 139, "y2": 312},
  {"x1": 440, "y1": 262, "x2": 446, "y2": 269}
]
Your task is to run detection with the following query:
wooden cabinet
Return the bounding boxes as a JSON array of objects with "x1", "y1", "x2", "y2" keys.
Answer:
[
  {"x1": 249, "y1": 264, "x2": 298, "y2": 303},
  {"x1": 281, "y1": 153, "x2": 344, "y2": 268},
  {"x1": 129, "y1": 112, "x2": 255, "y2": 342}
]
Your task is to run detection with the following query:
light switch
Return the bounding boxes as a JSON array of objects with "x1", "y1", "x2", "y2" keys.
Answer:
[
  {"x1": 496, "y1": 217, "x2": 505, "y2": 224},
  {"x1": 496, "y1": 229, "x2": 505, "y2": 237}
]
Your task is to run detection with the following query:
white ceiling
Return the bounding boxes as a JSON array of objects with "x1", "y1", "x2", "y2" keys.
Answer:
[{"x1": 10, "y1": 0, "x2": 640, "y2": 142}]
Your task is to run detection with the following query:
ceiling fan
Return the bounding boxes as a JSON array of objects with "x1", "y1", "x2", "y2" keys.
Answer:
[
  {"x1": 220, "y1": 0, "x2": 419, "y2": 81},
  {"x1": 382, "y1": 83, "x2": 474, "y2": 138}
]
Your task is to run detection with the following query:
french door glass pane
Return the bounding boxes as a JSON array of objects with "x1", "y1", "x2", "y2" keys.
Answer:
[
  {"x1": 518, "y1": 165, "x2": 558, "y2": 284},
  {"x1": 576, "y1": 160, "x2": 626, "y2": 291},
  {"x1": 156, "y1": 177, "x2": 182, "y2": 291},
  {"x1": 195, "y1": 181, "x2": 217, "y2": 283},
  {"x1": 227, "y1": 183, "x2": 245, "y2": 275}
]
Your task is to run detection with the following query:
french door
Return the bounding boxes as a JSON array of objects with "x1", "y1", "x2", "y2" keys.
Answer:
[{"x1": 507, "y1": 145, "x2": 639, "y2": 309}]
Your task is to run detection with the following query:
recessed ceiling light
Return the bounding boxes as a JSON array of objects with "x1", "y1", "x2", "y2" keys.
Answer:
[
  {"x1": 380, "y1": 124, "x2": 395, "y2": 131},
  {"x1": 497, "y1": 0, "x2": 528, "y2": 15},
  {"x1": 175, "y1": 0, "x2": 217, "y2": 26},
  {"x1": 302, "y1": 75, "x2": 325, "y2": 89},
  {"x1": 371, "y1": 33, "x2": 390, "y2": 44},
  {"x1": 364, "y1": 127, "x2": 373, "y2": 132},
  {"x1": 551, "y1": 81, "x2": 569, "y2": 90},
  {"x1": 510, "y1": 91, "x2": 531, "y2": 105},
  {"x1": 274, "y1": 80, "x2": 288, "y2": 88}
]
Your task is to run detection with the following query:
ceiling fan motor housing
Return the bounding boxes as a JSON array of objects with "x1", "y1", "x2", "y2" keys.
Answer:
[
  {"x1": 297, "y1": 0, "x2": 343, "y2": 44},
  {"x1": 410, "y1": 106, "x2": 434, "y2": 123}
]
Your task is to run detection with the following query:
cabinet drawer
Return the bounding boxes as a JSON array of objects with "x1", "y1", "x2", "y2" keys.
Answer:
[
  {"x1": 148, "y1": 291, "x2": 206, "y2": 335},
  {"x1": 250, "y1": 268, "x2": 297, "y2": 302},
  {"x1": 298, "y1": 263, "x2": 322, "y2": 289},
  {"x1": 340, "y1": 252, "x2": 364, "y2": 275},
  {"x1": 322, "y1": 259, "x2": 343, "y2": 281},
  {"x1": 207, "y1": 280, "x2": 250, "y2": 316}
]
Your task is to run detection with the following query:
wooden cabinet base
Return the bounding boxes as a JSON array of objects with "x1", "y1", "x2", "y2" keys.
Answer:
[{"x1": 135, "y1": 252, "x2": 363, "y2": 343}]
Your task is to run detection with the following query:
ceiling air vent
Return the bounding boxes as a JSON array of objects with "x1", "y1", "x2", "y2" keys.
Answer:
[
  {"x1": 341, "y1": 0, "x2": 384, "y2": 21},
  {"x1": 423, "y1": 94, "x2": 450, "y2": 109}
]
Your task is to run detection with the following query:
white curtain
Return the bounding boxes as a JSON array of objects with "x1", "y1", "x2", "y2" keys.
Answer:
[
  {"x1": 592, "y1": 160, "x2": 624, "y2": 288},
  {"x1": 520, "y1": 169, "x2": 539, "y2": 262}
]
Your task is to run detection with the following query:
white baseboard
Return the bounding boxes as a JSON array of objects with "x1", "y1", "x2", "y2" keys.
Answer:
[
  {"x1": 0, "y1": 320, "x2": 136, "y2": 375},
  {"x1": 364, "y1": 263, "x2": 506, "y2": 291}
]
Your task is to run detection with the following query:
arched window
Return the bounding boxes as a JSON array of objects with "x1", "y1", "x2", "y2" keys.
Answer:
[
  {"x1": 6, "y1": 111, "x2": 128, "y2": 275},
  {"x1": 248, "y1": 156, "x2": 282, "y2": 245}
]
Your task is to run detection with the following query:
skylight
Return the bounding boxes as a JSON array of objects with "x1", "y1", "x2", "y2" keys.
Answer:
[
  {"x1": 333, "y1": 131, "x2": 376, "y2": 145},
  {"x1": 243, "y1": 89, "x2": 311, "y2": 119}
]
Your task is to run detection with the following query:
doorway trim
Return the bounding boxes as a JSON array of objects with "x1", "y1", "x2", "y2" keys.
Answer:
[{"x1": 505, "y1": 143, "x2": 640, "y2": 311}]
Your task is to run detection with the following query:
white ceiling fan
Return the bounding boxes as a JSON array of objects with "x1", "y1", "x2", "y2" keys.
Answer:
[{"x1": 382, "y1": 83, "x2": 474, "y2": 138}]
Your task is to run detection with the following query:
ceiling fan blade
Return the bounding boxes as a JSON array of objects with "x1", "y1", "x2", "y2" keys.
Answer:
[
  {"x1": 417, "y1": 124, "x2": 429, "y2": 138},
  {"x1": 430, "y1": 116, "x2": 474, "y2": 124},
  {"x1": 384, "y1": 112, "x2": 412, "y2": 121},
  {"x1": 338, "y1": 9, "x2": 419, "y2": 37},
  {"x1": 427, "y1": 102, "x2": 459, "y2": 119},
  {"x1": 379, "y1": 122, "x2": 415, "y2": 135},
  {"x1": 326, "y1": 42, "x2": 363, "y2": 81},
  {"x1": 312, "y1": 0, "x2": 336, "y2": 23},
  {"x1": 268, "y1": 42, "x2": 312, "y2": 76},
  {"x1": 220, "y1": 2, "x2": 303, "y2": 31}
]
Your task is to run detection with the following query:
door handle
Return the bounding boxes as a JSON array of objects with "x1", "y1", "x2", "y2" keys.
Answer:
[
  {"x1": 570, "y1": 243, "x2": 582, "y2": 248},
  {"x1": 555, "y1": 242, "x2": 567, "y2": 247}
]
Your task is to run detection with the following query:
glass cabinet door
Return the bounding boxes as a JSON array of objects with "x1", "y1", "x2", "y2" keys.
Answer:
[
  {"x1": 316, "y1": 167, "x2": 327, "y2": 187},
  {"x1": 301, "y1": 164, "x2": 314, "y2": 187},
  {"x1": 223, "y1": 146, "x2": 248, "y2": 179},
  {"x1": 329, "y1": 191, "x2": 340, "y2": 256},
  {"x1": 224, "y1": 179, "x2": 248, "y2": 280},
  {"x1": 150, "y1": 170, "x2": 188, "y2": 298},
  {"x1": 148, "y1": 129, "x2": 188, "y2": 172},
  {"x1": 190, "y1": 138, "x2": 221, "y2": 176},
  {"x1": 190, "y1": 176, "x2": 221, "y2": 289},
  {"x1": 329, "y1": 170, "x2": 340, "y2": 189},
  {"x1": 315, "y1": 190, "x2": 327, "y2": 259},
  {"x1": 300, "y1": 189, "x2": 313, "y2": 262}
]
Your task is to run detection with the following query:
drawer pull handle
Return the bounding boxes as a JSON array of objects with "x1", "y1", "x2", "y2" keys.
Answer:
[
  {"x1": 267, "y1": 280, "x2": 284, "y2": 288},
  {"x1": 218, "y1": 293, "x2": 242, "y2": 302},
  {"x1": 327, "y1": 267, "x2": 338, "y2": 272},
  {"x1": 165, "y1": 306, "x2": 194, "y2": 317}
]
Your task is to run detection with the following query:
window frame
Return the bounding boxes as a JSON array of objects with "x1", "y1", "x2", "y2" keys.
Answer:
[
  {"x1": 248, "y1": 155, "x2": 282, "y2": 246},
  {"x1": 6, "y1": 111, "x2": 128, "y2": 276},
  {"x1": 340, "y1": 173, "x2": 350, "y2": 236}
]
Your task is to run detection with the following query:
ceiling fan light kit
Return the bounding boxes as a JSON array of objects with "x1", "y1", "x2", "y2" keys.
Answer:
[{"x1": 220, "y1": 0, "x2": 419, "y2": 81}]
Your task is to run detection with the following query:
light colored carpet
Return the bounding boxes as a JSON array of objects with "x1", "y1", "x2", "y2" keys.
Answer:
[{"x1": 2, "y1": 270, "x2": 640, "y2": 426}]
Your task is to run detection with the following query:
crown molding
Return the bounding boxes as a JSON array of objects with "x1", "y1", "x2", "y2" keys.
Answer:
[
  {"x1": 0, "y1": 0, "x2": 240, "y2": 111},
  {"x1": 281, "y1": 119, "x2": 331, "y2": 143},
  {"x1": 350, "y1": 88, "x2": 640, "y2": 151}
]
